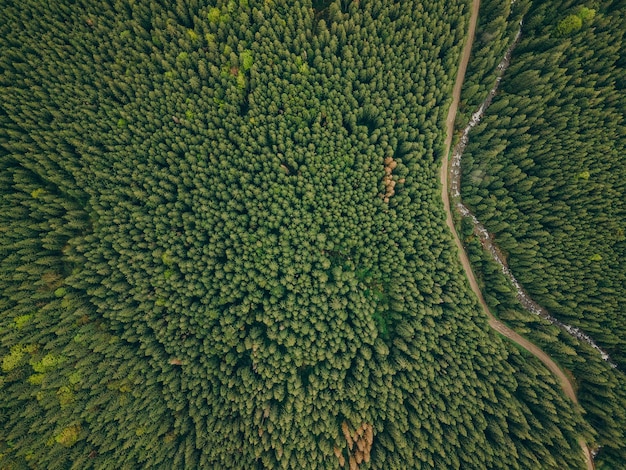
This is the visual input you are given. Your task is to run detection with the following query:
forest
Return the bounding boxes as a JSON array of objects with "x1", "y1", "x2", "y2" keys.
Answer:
[
  {"x1": 0, "y1": 0, "x2": 619, "y2": 468},
  {"x1": 457, "y1": 0, "x2": 626, "y2": 467}
]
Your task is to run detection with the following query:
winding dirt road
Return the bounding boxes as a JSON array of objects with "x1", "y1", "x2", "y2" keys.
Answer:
[{"x1": 441, "y1": 1, "x2": 593, "y2": 469}]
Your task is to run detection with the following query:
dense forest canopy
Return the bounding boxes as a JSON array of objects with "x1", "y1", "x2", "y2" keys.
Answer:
[
  {"x1": 458, "y1": 0, "x2": 626, "y2": 466},
  {"x1": 0, "y1": 0, "x2": 610, "y2": 468},
  {"x1": 462, "y1": 0, "x2": 626, "y2": 364}
]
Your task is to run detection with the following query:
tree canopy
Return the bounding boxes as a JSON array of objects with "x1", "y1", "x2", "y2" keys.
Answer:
[
  {"x1": 459, "y1": 0, "x2": 626, "y2": 466},
  {"x1": 0, "y1": 0, "x2": 601, "y2": 468}
]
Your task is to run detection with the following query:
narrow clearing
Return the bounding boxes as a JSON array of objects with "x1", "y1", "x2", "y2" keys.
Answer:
[{"x1": 440, "y1": 2, "x2": 593, "y2": 469}]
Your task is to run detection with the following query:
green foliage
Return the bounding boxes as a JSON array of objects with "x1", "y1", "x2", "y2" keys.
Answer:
[
  {"x1": 2, "y1": 345, "x2": 29, "y2": 372},
  {"x1": 13, "y1": 314, "x2": 32, "y2": 329},
  {"x1": 457, "y1": 0, "x2": 532, "y2": 127},
  {"x1": 577, "y1": 6, "x2": 596, "y2": 23},
  {"x1": 240, "y1": 49, "x2": 253, "y2": 71},
  {"x1": 53, "y1": 287, "x2": 66, "y2": 297},
  {"x1": 459, "y1": 0, "x2": 626, "y2": 464},
  {"x1": 187, "y1": 29, "x2": 198, "y2": 42},
  {"x1": 0, "y1": 0, "x2": 610, "y2": 468},
  {"x1": 557, "y1": 5, "x2": 596, "y2": 36},
  {"x1": 207, "y1": 7, "x2": 221, "y2": 24},
  {"x1": 30, "y1": 188, "x2": 45, "y2": 199},
  {"x1": 557, "y1": 14, "x2": 583, "y2": 35},
  {"x1": 31, "y1": 353, "x2": 64, "y2": 373},
  {"x1": 54, "y1": 425, "x2": 81, "y2": 447}
]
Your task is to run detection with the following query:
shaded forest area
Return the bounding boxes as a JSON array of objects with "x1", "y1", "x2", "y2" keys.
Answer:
[
  {"x1": 458, "y1": 0, "x2": 626, "y2": 466},
  {"x1": 0, "y1": 0, "x2": 599, "y2": 468}
]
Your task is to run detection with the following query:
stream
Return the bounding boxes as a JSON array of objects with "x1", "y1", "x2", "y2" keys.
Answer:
[{"x1": 450, "y1": 22, "x2": 617, "y2": 368}]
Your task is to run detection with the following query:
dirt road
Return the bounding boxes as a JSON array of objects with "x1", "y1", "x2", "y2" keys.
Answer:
[{"x1": 440, "y1": 1, "x2": 593, "y2": 469}]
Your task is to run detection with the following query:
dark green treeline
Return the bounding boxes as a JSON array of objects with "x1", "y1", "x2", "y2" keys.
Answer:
[
  {"x1": 458, "y1": 0, "x2": 626, "y2": 466},
  {"x1": 2, "y1": 0, "x2": 590, "y2": 468}
]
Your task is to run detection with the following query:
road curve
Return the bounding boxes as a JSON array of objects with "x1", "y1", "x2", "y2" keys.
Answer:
[{"x1": 440, "y1": 1, "x2": 593, "y2": 469}]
